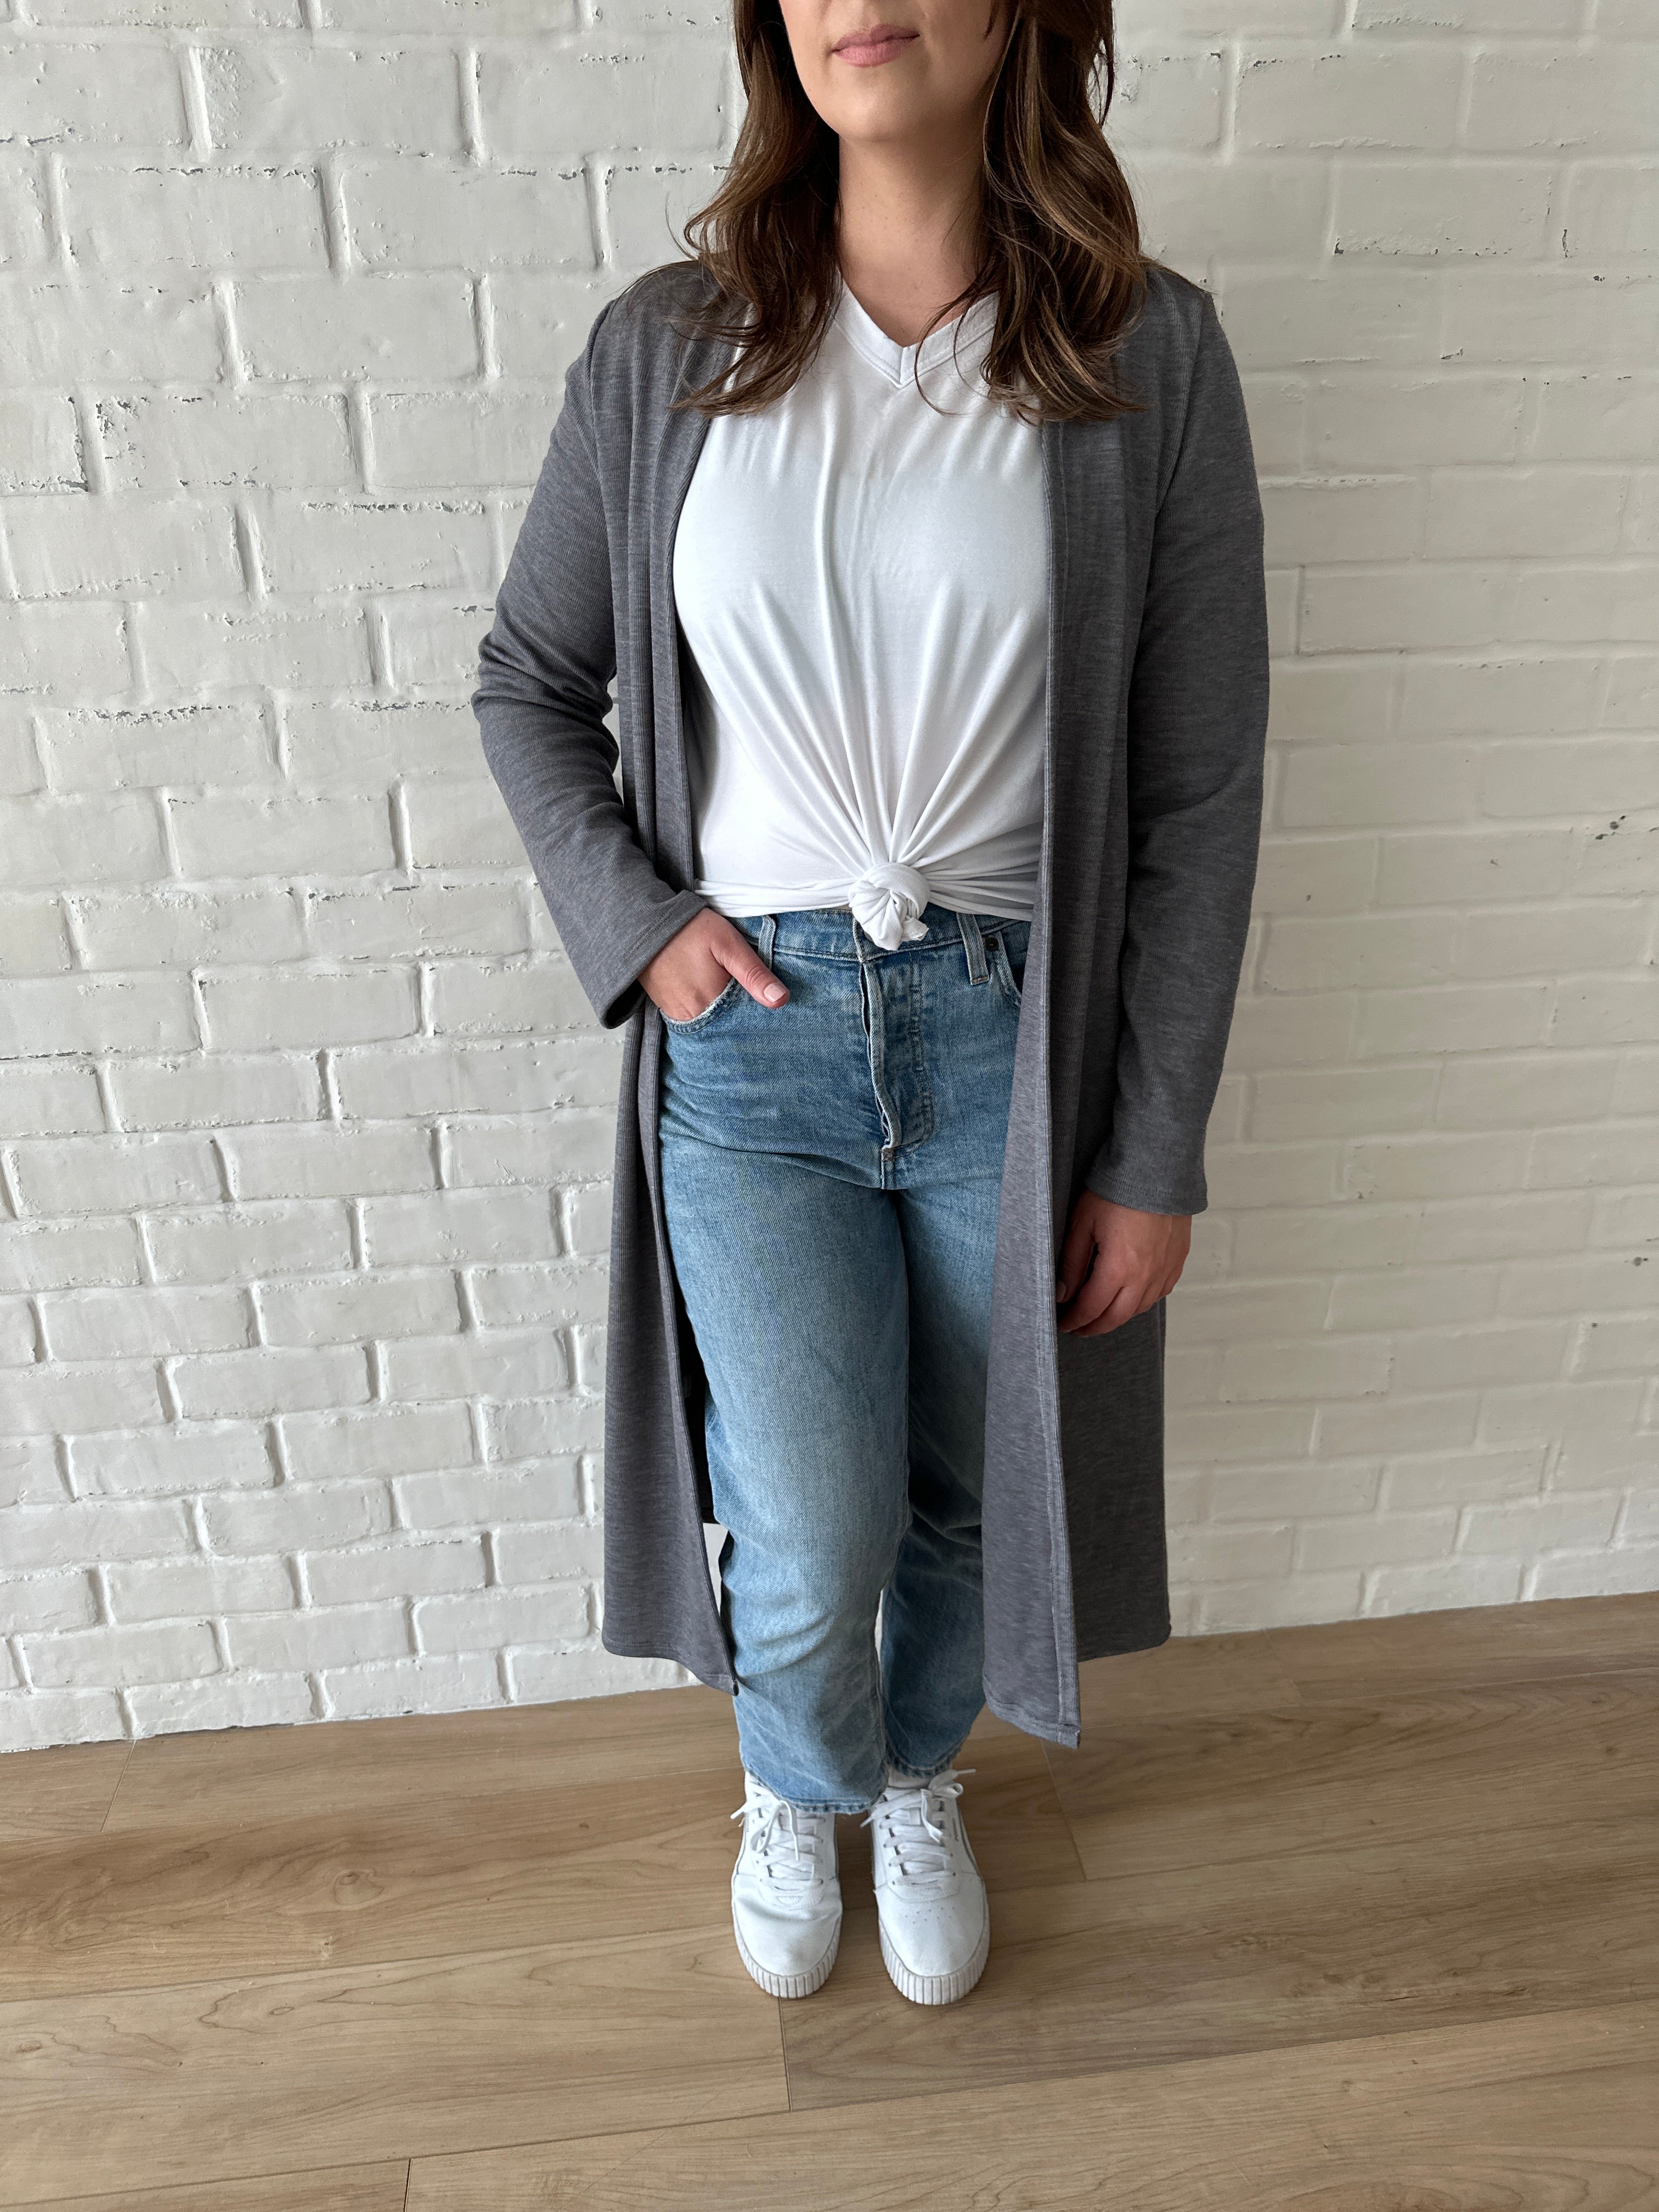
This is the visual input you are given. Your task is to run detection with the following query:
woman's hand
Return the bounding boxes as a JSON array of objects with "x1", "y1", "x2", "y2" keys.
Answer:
[
  {"x1": 638, "y1": 909, "x2": 790, "y2": 1023},
  {"x1": 1055, "y1": 1191, "x2": 1190, "y2": 1338}
]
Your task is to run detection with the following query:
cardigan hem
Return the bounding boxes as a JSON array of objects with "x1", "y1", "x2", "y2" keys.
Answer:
[
  {"x1": 1083, "y1": 1158, "x2": 1207, "y2": 1218},
  {"x1": 981, "y1": 1685, "x2": 1082, "y2": 1751},
  {"x1": 599, "y1": 1622, "x2": 737, "y2": 1696}
]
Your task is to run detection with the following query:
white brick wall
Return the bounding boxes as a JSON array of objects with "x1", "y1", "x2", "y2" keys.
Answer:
[{"x1": 2, "y1": 0, "x2": 1655, "y2": 1754}]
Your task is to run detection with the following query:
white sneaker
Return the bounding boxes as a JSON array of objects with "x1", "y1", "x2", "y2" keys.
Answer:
[
  {"x1": 729, "y1": 1771, "x2": 843, "y2": 1998},
  {"x1": 863, "y1": 1764, "x2": 990, "y2": 2005}
]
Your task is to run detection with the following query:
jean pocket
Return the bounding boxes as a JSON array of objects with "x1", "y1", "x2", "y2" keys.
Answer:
[
  {"x1": 985, "y1": 923, "x2": 1029, "y2": 1006},
  {"x1": 661, "y1": 973, "x2": 743, "y2": 1032}
]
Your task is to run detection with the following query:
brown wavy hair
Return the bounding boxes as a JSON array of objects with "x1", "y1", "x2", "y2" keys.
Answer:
[{"x1": 657, "y1": 0, "x2": 1151, "y2": 426}]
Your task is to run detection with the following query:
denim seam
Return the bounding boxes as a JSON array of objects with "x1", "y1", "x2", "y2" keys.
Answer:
[{"x1": 746, "y1": 1793, "x2": 876, "y2": 1816}]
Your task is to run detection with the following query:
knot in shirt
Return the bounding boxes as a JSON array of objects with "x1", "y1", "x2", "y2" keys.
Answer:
[{"x1": 849, "y1": 861, "x2": 933, "y2": 951}]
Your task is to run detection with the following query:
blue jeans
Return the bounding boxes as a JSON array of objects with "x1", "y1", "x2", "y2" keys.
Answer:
[{"x1": 657, "y1": 902, "x2": 1029, "y2": 1813}]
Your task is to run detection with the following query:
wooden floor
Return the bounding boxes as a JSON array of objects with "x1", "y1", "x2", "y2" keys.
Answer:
[{"x1": 2, "y1": 1591, "x2": 1656, "y2": 2210}]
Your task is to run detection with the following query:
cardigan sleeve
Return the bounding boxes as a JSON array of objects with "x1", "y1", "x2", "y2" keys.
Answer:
[
  {"x1": 472, "y1": 300, "x2": 711, "y2": 1031},
  {"x1": 1084, "y1": 291, "x2": 1269, "y2": 1218}
]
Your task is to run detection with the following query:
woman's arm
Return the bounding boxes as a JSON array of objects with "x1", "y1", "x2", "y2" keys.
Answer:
[
  {"x1": 1084, "y1": 287, "x2": 1270, "y2": 1221},
  {"x1": 473, "y1": 299, "x2": 713, "y2": 1031}
]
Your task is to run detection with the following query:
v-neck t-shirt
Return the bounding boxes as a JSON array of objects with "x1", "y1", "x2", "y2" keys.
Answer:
[{"x1": 669, "y1": 278, "x2": 1048, "y2": 951}]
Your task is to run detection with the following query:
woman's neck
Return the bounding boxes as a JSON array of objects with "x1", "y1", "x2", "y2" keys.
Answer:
[{"x1": 833, "y1": 136, "x2": 984, "y2": 349}]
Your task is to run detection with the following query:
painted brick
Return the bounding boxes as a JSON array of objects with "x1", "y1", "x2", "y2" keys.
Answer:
[
  {"x1": 221, "y1": 1123, "x2": 435, "y2": 1203},
  {"x1": 318, "y1": 1650, "x2": 500, "y2": 1722},
  {"x1": 38, "y1": 704, "x2": 276, "y2": 793},
  {"x1": 0, "y1": 1438, "x2": 67, "y2": 1508},
  {"x1": 225, "y1": 1599, "x2": 410, "y2": 1671},
  {"x1": 278, "y1": 1401, "x2": 473, "y2": 1481},
  {"x1": 483, "y1": 1396, "x2": 600, "y2": 1460},
  {"x1": 142, "y1": 1201, "x2": 354, "y2": 1283},
  {"x1": 0, "y1": 1361, "x2": 165, "y2": 1437},
  {"x1": 334, "y1": 1036, "x2": 620, "y2": 1119},
  {"x1": 63, "y1": 161, "x2": 329, "y2": 272},
  {"x1": 23, "y1": 1618, "x2": 221, "y2": 1690},
  {"x1": 69, "y1": 1421, "x2": 273, "y2": 1498},
  {"x1": 41, "y1": 1286, "x2": 252, "y2": 1362},
  {"x1": 0, "y1": 898, "x2": 73, "y2": 977},
  {"x1": 283, "y1": 699, "x2": 479, "y2": 789},
  {"x1": 202, "y1": 1476, "x2": 392, "y2": 1554},
  {"x1": 4, "y1": 43, "x2": 189, "y2": 145},
  {"x1": 426, "y1": 957, "x2": 595, "y2": 1036},
  {"x1": 140, "y1": 602, "x2": 373, "y2": 692},
  {"x1": 366, "y1": 391, "x2": 557, "y2": 488},
  {"x1": 0, "y1": 794, "x2": 166, "y2": 891},
  {"x1": 0, "y1": 1571, "x2": 99, "y2": 1633},
  {"x1": 1234, "y1": 48, "x2": 1462, "y2": 150},
  {"x1": 360, "y1": 1186, "x2": 560, "y2": 1268},
  {"x1": 97, "y1": 390, "x2": 355, "y2": 491},
  {"x1": 0, "y1": 719, "x2": 43, "y2": 799},
  {"x1": 379, "y1": 1327, "x2": 568, "y2": 1401},
  {"x1": 105, "y1": 1553, "x2": 294, "y2": 1621},
  {"x1": 413, "y1": 1581, "x2": 586, "y2": 1655},
  {"x1": 1465, "y1": 48, "x2": 1659, "y2": 153},
  {"x1": 234, "y1": 274, "x2": 479, "y2": 381},
  {"x1": 257, "y1": 496, "x2": 495, "y2": 593},
  {"x1": 199, "y1": 42, "x2": 465, "y2": 152},
  {"x1": 106, "y1": 1052, "x2": 323, "y2": 1131},
  {"x1": 0, "y1": 974, "x2": 196, "y2": 1058},
  {"x1": 340, "y1": 157, "x2": 589, "y2": 269},
  {"x1": 123, "y1": 1671, "x2": 315, "y2": 1737},
  {"x1": 0, "y1": 395, "x2": 84, "y2": 494},
  {"x1": 304, "y1": 1535, "x2": 484, "y2": 1606},
  {"x1": 380, "y1": 594, "x2": 496, "y2": 687},
  {"x1": 7, "y1": 1134, "x2": 222, "y2": 1218},
  {"x1": 402, "y1": 779, "x2": 525, "y2": 868},
  {"x1": 197, "y1": 966, "x2": 417, "y2": 1051},
  {"x1": 257, "y1": 1270, "x2": 461, "y2": 1344},
  {"x1": 478, "y1": 41, "x2": 727, "y2": 156},
  {"x1": 0, "y1": 1218, "x2": 145, "y2": 1294},
  {"x1": 0, "y1": 603, "x2": 129, "y2": 698},
  {"x1": 304, "y1": 882, "x2": 527, "y2": 961},
  {"x1": 488, "y1": 275, "x2": 618, "y2": 376},
  {"x1": 72, "y1": 890, "x2": 305, "y2": 971},
  {"x1": 0, "y1": 155, "x2": 51, "y2": 268},
  {"x1": 443, "y1": 1110, "x2": 614, "y2": 1187},
  {"x1": 3, "y1": 1496, "x2": 192, "y2": 1570},
  {"x1": 0, "y1": 1063, "x2": 105, "y2": 1139},
  {"x1": 167, "y1": 792, "x2": 397, "y2": 879},
  {"x1": 393, "y1": 1458, "x2": 580, "y2": 1531},
  {"x1": 0, "y1": 280, "x2": 223, "y2": 385}
]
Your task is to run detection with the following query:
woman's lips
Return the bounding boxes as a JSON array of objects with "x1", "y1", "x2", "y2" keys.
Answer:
[{"x1": 833, "y1": 27, "x2": 917, "y2": 65}]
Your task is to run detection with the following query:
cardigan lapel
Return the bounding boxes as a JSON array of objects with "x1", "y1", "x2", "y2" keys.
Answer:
[{"x1": 647, "y1": 319, "x2": 733, "y2": 890}]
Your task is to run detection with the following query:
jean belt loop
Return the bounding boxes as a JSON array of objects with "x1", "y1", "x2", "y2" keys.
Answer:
[
  {"x1": 758, "y1": 913, "x2": 777, "y2": 966},
  {"x1": 956, "y1": 909, "x2": 989, "y2": 986}
]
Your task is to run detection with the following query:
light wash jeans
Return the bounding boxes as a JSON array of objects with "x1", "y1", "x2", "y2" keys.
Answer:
[{"x1": 657, "y1": 902, "x2": 1029, "y2": 1814}]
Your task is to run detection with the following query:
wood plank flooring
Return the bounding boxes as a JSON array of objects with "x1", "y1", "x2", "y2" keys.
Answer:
[{"x1": 1, "y1": 1589, "x2": 1654, "y2": 2208}]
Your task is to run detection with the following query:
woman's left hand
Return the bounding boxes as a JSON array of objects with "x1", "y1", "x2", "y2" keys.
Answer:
[{"x1": 1054, "y1": 1192, "x2": 1190, "y2": 1338}]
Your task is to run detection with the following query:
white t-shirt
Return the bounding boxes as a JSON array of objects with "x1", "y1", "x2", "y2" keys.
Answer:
[{"x1": 670, "y1": 280, "x2": 1047, "y2": 951}]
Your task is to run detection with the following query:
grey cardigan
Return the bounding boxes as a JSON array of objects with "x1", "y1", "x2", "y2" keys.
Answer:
[{"x1": 475, "y1": 258, "x2": 1268, "y2": 1746}]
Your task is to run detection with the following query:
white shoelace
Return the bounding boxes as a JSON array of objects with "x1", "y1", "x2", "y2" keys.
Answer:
[
  {"x1": 731, "y1": 1785, "x2": 831, "y2": 1893},
  {"x1": 861, "y1": 1766, "x2": 975, "y2": 1892}
]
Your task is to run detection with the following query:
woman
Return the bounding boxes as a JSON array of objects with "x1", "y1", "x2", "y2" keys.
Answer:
[{"x1": 474, "y1": 0, "x2": 1268, "y2": 2006}]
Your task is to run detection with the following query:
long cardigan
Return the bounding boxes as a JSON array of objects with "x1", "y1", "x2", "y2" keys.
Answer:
[{"x1": 473, "y1": 257, "x2": 1269, "y2": 1748}]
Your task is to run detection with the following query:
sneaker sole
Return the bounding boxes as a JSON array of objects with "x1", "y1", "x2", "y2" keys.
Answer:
[
  {"x1": 732, "y1": 1913, "x2": 842, "y2": 1999},
  {"x1": 877, "y1": 1904, "x2": 990, "y2": 2006}
]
